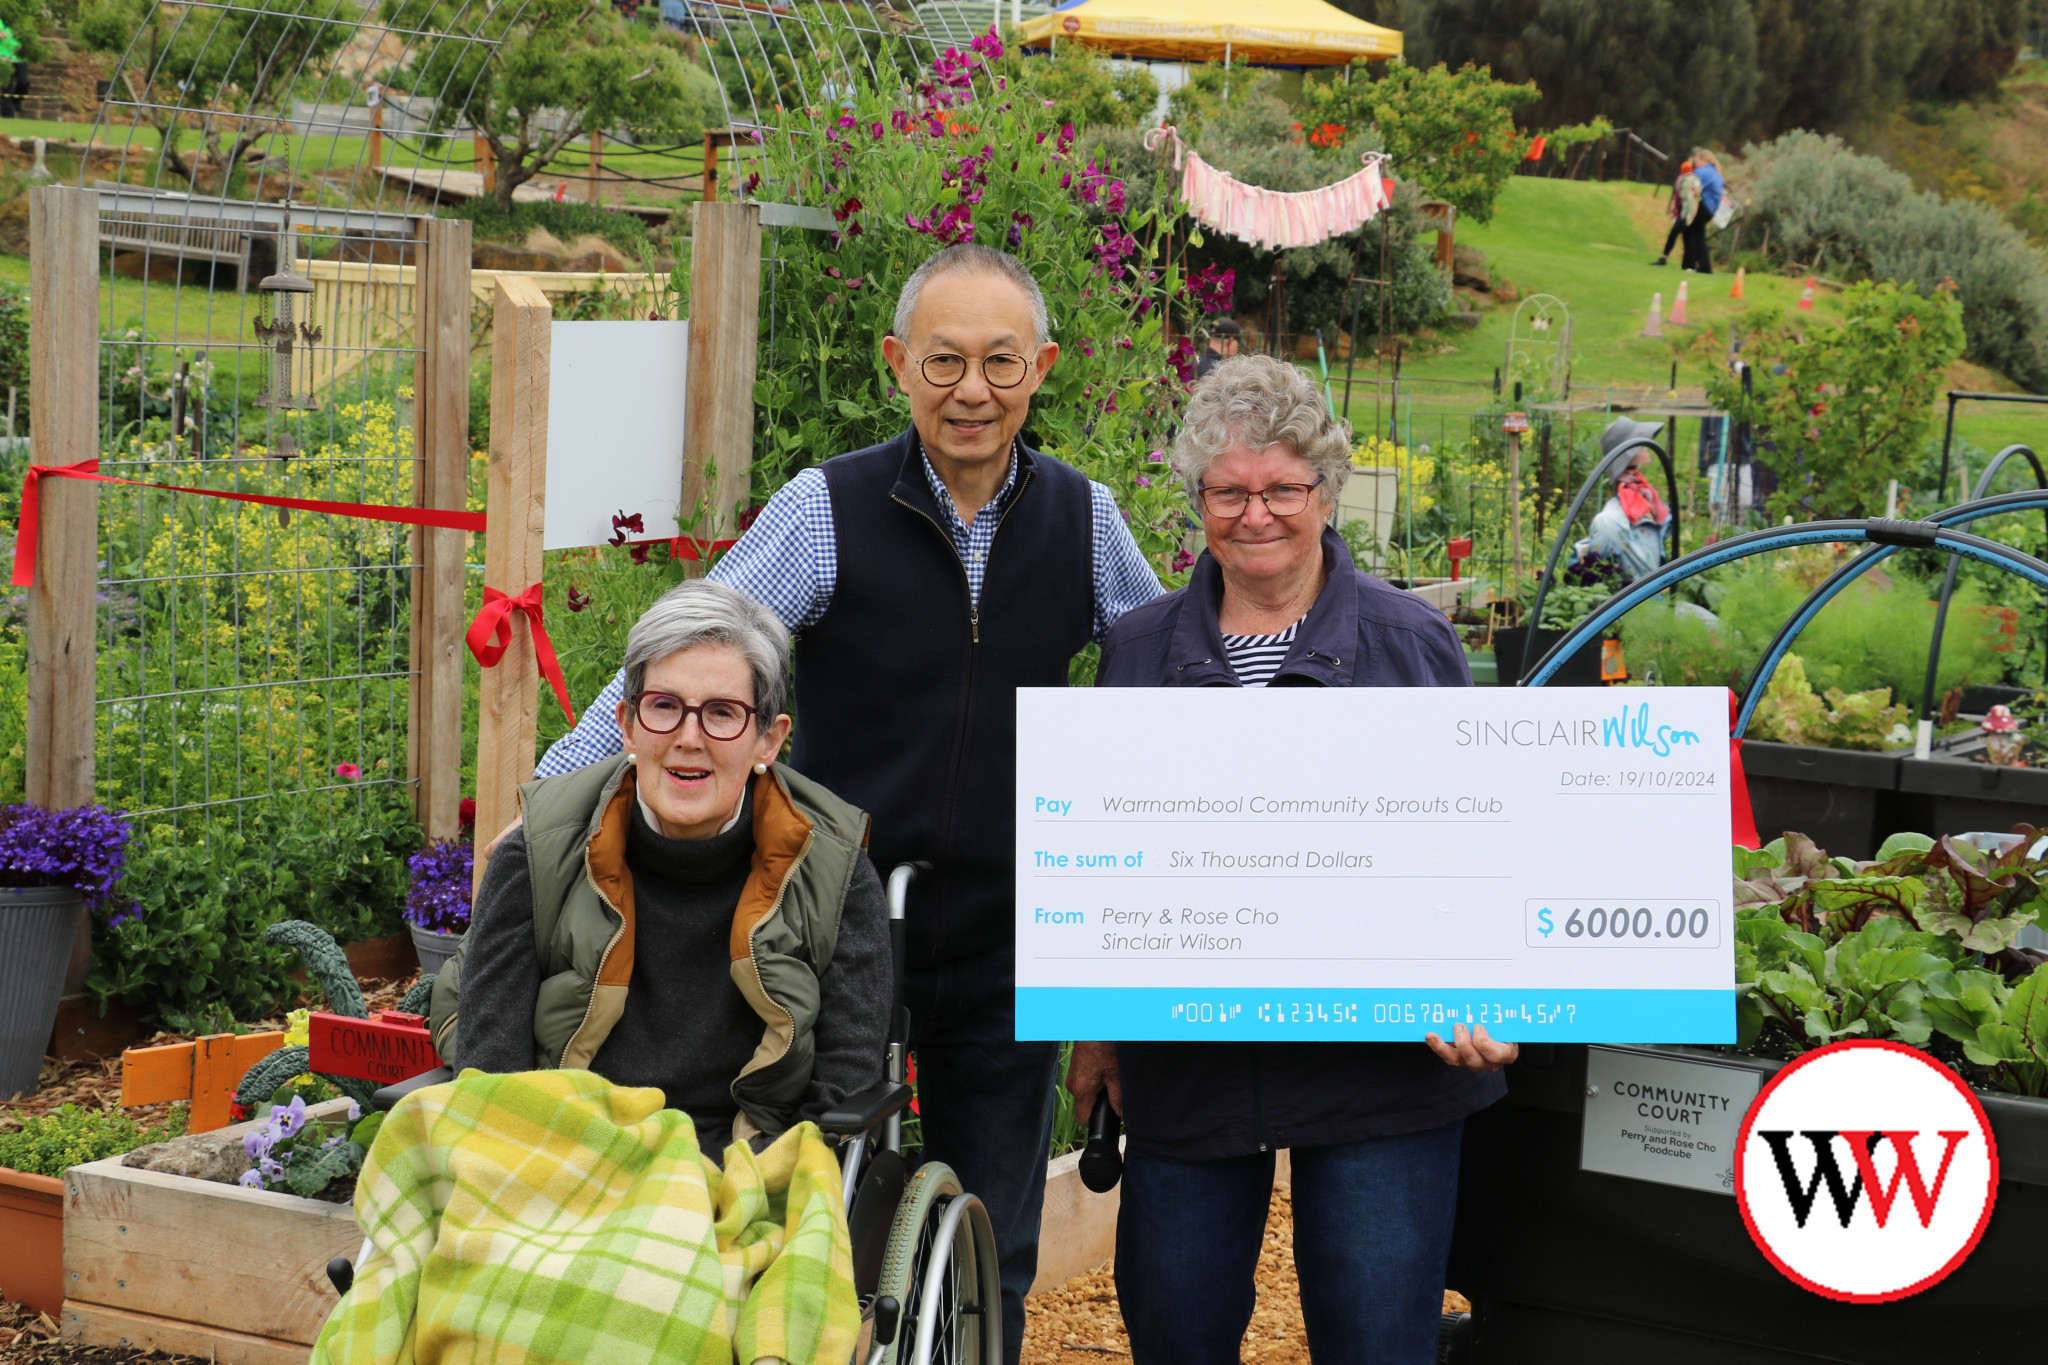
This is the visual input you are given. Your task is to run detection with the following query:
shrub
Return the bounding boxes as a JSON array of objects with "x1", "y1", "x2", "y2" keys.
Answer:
[
  {"x1": 445, "y1": 198, "x2": 652, "y2": 256},
  {"x1": 0, "y1": 1103, "x2": 188, "y2": 1178},
  {"x1": 1707, "y1": 282, "x2": 1965, "y2": 520},
  {"x1": 993, "y1": 41, "x2": 1157, "y2": 131},
  {"x1": 92, "y1": 791, "x2": 419, "y2": 1030},
  {"x1": 1739, "y1": 130, "x2": 2048, "y2": 390}
]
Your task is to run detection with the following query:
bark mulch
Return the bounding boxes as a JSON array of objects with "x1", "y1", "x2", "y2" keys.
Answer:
[
  {"x1": 1022, "y1": 1183, "x2": 1470, "y2": 1365},
  {"x1": 0, "y1": 977, "x2": 420, "y2": 1129}
]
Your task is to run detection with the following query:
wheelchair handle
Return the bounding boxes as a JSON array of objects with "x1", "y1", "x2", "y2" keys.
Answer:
[{"x1": 1078, "y1": 1098, "x2": 1123, "y2": 1193}]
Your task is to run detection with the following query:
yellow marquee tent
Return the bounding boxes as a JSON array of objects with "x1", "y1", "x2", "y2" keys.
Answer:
[{"x1": 1014, "y1": 0, "x2": 1402, "y2": 66}]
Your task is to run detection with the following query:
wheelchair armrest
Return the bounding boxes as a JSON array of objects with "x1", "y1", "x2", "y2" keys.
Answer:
[
  {"x1": 816, "y1": 1081, "x2": 915, "y2": 1136},
  {"x1": 371, "y1": 1066, "x2": 456, "y2": 1112}
]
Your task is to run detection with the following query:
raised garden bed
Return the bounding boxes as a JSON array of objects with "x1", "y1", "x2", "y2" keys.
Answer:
[
  {"x1": 1493, "y1": 626, "x2": 1603, "y2": 688},
  {"x1": 60, "y1": 1100, "x2": 358, "y2": 1365},
  {"x1": 1448, "y1": 1044, "x2": 2048, "y2": 1364},
  {"x1": 1895, "y1": 732, "x2": 2048, "y2": 840}
]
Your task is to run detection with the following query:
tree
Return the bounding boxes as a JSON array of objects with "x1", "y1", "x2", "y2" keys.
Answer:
[
  {"x1": 1707, "y1": 283, "x2": 1966, "y2": 520},
  {"x1": 1303, "y1": 59, "x2": 1541, "y2": 222},
  {"x1": 380, "y1": 0, "x2": 700, "y2": 213},
  {"x1": 1906, "y1": 0, "x2": 2035, "y2": 99},
  {"x1": 1405, "y1": 0, "x2": 1760, "y2": 157},
  {"x1": 78, "y1": 0, "x2": 352, "y2": 190}
]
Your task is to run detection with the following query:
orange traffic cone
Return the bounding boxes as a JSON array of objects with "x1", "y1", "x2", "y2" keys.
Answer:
[
  {"x1": 1730, "y1": 266, "x2": 1746, "y2": 300},
  {"x1": 1798, "y1": 277, "x2": 1817, "y2": 311},
  {"x1": 1642, "y1": 292, "x2": 1663, "y2": 338},
  {"x1": 1669, "y1": 280, "x2": 1690, "y2": 326}
]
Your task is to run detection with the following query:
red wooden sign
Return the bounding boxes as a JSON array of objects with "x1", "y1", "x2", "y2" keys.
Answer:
[{"x1": 308, "y1": 1010, "x2": 441, "y2": 1085}]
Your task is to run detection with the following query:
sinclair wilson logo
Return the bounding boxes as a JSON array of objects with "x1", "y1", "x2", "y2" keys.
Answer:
[{"x1": 1735, "y1": 1040, "x2": 1998, "y2": 1302}]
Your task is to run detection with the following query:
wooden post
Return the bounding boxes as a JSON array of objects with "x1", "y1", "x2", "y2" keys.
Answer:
[
  {"x1": 28, "y1": 185, "x2": 99, "y2": 993},
  {"x1": 682, "y1": 201, "x2": 759, "y2": 557},
  {"x1": 475, "y1": 131, "x2": 494, "y2": 196},
  {"x1": 408, "y1": 217, "x2": 471, "y2": 841},
  {"x1": 701, "y1": 130, "x2": 718, "y2": 202},
  {"x1": 473, "y1": 276, "x2": 551, "y2": 891},
  {"x1": 589, "y1": 129, "x2": 602, "y2": 206},
  {"x1": 1507, "y1": 427, "x2": 1525, "y2": 584},
  {"x1": 368, "y1": 101, "x2": 382, "y2": 172}
]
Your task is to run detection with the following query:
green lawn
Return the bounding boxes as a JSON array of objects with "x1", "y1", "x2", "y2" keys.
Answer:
[{"x1": 1340, "y1": 176, "x2": 2048, "y2": 465}]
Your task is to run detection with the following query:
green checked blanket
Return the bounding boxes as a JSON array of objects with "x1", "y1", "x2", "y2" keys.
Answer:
[{"x1": 312, "y1": 1069, "x2": 859, "y2": 1365}]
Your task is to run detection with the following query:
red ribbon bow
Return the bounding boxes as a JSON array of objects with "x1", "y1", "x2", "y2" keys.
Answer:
[
  {"x1": 466, "y1": 584, "x2": 576, "y2": 725},
  {"x1": 11, "y1": 458, "x2": 487, "y2": 588},
  {"x1": 1728, "y1": 688, "x2": 1759, "y2": 849}
]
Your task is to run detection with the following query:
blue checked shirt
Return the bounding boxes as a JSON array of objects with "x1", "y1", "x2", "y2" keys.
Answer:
[{"x1": 534, "y1": 445, "x2": 1163, "y2": 778}]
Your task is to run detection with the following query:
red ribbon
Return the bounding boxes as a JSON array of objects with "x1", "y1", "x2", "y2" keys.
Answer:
[
  {"x1": 11, "y1": 459, "x2": 487, "y2": 588},
  {"x1": 1728, "y1": 688, "x2": 1760, "y2": 849},
  {"x1": 466, "y1": 583, "x2": 576, "y2": 725}
]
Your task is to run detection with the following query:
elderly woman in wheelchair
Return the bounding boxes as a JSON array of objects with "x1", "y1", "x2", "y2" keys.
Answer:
[{"x1": 321, "y1": 581, "x2": 1000, "y2": 1365}]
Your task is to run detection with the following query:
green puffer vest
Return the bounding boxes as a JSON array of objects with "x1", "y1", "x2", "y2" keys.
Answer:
[{"x1": 429, "y1": 755, "x2": 871, "y2": 1140}]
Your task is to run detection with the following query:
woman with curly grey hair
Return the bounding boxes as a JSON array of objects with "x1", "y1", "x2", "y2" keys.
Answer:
[{"x1": 1066, "y1": 353, "x2": 1516, "y2": 1364}]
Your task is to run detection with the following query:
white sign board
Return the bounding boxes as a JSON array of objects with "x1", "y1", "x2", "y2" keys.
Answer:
[
  {"x1": 1580, "y1": 1046, "x2": 1763, "y2": 1195},
  {"x1": 1014, "y1": 687, "x2": 1732, "y2": 1043},
  {"x1": 543, "y1": 320, "x2": 689, "y2": 551}
]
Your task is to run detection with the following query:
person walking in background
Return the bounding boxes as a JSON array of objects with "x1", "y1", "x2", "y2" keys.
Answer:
[
  {"x1": 1681, "y1": 149, "x2": 1723, "y2": 274},
  {"x1": 1650, "y1": 159, "x2": 1694, "y2": 266}
]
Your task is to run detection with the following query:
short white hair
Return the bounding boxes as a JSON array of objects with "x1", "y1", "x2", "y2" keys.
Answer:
[
  {"x1": 1171, "y1": 355, "x2": 1352, "y2": 505},
  {"x1": 622, "y1": 580, "x2": 789, "y2": 718},
  {"x1": 892, "y1": 244, "x2": 1050, "y2": 347}
]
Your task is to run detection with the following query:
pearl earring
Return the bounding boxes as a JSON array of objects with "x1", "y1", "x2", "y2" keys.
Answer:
[
  {"x1": 754, "y1": 762, "x2": 769, "y2": 774},
  {"x1": 626, "y1": 753, "x2": 636, "y2": 762}
]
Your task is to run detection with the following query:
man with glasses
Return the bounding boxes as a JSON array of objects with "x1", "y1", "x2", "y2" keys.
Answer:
[{"x1": 531, "y1": 243, "x2": 1161, "y2": 1361}]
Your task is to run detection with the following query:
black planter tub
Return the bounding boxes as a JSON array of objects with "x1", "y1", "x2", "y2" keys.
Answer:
[
  {"x1": 1448, "y1": 1044, "x2": 2048, "y2": 1364},
  {"x1": 1738, "y1": 741, "x2": 1904, "y2": 861}
]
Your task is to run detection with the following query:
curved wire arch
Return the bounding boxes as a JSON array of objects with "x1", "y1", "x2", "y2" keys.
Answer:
[
  {"x1": 1519, "y1": 521, "x2": 2048, "y2": 711},
  {"x1": 1734, "y1": 481, "x2": 2048, "y2": 735},
  {"x1": 1918, "y1": 445, "x2": 2045, "y2": 727},
  {"x1": 1519, "y1": 435, "x2": 1679, "y2": 678}
]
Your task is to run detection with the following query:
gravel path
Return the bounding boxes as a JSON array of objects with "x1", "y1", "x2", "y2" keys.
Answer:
[{"x1": 1023, "y1": 1183, "x2": 1470, "y2": 1365}]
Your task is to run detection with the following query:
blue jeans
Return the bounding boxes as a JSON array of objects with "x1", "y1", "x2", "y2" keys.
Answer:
[
  {"x1": 1115, "y1": 1121, "x2": 1465, "y2": 1364},
  {"x1": 906, "y1": 943, "x2": 1059, "y2": 1365}
]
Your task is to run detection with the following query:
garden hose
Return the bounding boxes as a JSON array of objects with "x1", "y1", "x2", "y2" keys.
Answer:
[{"x1": 1521, "y1": 520, "x2": 2048, "y2": 703}]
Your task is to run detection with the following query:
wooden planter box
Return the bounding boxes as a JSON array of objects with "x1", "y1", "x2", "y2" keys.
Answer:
[
  {"x1": 61, "y1": 1100, "x2": 358, "y2": 1365},
  {"x1": 0, "y1": 1165, "x2": 66, "y2": 1317},
  {"x1": 1740, "y1": 740, "x2": 1904, "y2": 860}
]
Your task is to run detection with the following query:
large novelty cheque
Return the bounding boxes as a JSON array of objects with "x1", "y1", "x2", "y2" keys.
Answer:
[{"x1": 1014, "y1": 687, "x2": 1733, "y2": 1042}]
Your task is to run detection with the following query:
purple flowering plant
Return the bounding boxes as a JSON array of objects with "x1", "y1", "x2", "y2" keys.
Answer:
[
  {"x1": 240, "y1": 1088, "x2": 383, "y2": 1197},
  {"x1": 405, "y1": 838, "x2": 474, "y2": 935},
  {"x1": 0, "y1": 803, "x2": 134, "y2": 917},
  {"x1": 755, "y1": 18, "x2": 1223, "y2": 582}
]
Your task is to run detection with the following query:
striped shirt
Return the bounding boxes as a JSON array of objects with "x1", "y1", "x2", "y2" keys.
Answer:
[
  {"x1": 1223, "y1": 618, "x2": 1304, "y2": 688},
  {"x1": 534, "y1": 442, "x2": 1163, "y2": 779}
]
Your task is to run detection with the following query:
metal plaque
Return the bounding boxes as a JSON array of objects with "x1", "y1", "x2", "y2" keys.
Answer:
[{"x1": 1580, "y1": 1045, "x2": 1763, "y2": 1195}]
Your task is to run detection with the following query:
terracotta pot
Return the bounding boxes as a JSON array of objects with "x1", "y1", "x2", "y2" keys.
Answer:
[{"x1": 0, "y1": 1164, "x2": 65, "y2": 1316}]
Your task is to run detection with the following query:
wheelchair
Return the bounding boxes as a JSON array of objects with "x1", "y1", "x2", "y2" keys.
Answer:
[{"x1": 325, "y1": 863, "x2": 1002, "y2": 1365}]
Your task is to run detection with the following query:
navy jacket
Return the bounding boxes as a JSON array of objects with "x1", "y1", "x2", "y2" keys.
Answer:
[
  {"x1": 1098, "y1": 527, "x2": 1509, "y2": 1161},
  {"x1": 792, "y1": 430, "x2": 1095, "y2": 969}
]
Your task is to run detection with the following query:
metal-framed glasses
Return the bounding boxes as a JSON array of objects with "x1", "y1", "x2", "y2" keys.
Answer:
[
  {"x1": 1196, "y1": 477, "x2": 1326, "y2": 518},
  {"x1": 916, "y1": 352, "x2": 1032, "y2": 389},
  {"x1": 627, "y1": 692, "x2": 758, "y2": 741}
]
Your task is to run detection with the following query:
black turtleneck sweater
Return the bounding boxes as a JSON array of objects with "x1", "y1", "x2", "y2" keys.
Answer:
[{"x1": 456, "y1": 790, "x2": 891, "y2": 1150}]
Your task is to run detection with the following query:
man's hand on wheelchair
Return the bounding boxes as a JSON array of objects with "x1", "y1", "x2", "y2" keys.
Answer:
[{"x1": 1065, "y1": 1040, "x2": 1122, "y2": 1124}]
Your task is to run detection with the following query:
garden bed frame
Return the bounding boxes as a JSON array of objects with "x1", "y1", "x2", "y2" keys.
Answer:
[
  {"x1": 60, "y1": 1099, "x2": 358, "y2": 1365},
  {"x1": 1449, "y1": 1044, "x2": 2048, "y2": 1364}
]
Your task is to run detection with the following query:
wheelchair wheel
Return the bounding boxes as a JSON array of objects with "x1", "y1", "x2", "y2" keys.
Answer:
[{"x1": 872, "y1": 1161, "x2": 1002, "y2": 1365}]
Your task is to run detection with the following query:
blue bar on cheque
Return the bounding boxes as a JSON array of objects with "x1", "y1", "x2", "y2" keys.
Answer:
[{"x1": 1014, "y1": 686, "x2": 1733, "y2": 1042}]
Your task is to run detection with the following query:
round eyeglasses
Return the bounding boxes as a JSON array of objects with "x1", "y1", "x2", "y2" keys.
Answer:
[
  {"x1": 1196, "y1": 477, "x2": 1326, "y2": 518},
  {"x1": 627, "y1": 692, "x2": 758, "y2": 741},
  {"x1": 916, "y1": 351, "x2": 1032, "y2": 389}
]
